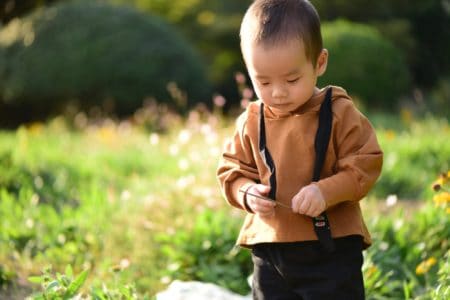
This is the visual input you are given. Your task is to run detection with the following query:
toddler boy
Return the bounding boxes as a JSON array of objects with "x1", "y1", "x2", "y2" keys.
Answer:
[{"x1": 217, "y1": 0, "x2": 383, "y2": 299}]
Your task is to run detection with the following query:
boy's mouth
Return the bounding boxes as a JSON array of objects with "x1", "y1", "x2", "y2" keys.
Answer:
[{"x1": 270, "y1": 102, "x2": 291, "y2": 109}]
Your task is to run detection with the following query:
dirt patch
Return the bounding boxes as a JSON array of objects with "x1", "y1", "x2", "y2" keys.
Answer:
[{"x1": 0, "y1": 279, "x2": 33, "y2": 300}]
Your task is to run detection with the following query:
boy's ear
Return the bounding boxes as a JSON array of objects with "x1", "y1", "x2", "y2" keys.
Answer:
[{"x1": 315, "y1": 49, "x2": 328, "y2": 76}]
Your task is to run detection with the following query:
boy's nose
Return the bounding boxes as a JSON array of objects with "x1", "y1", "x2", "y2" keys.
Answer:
[{"x1": 272, "y1": 85, "x2": 288, "y2": 100}]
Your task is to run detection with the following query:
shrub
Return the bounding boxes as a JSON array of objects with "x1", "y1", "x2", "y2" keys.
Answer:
[
  {"x1": 27, "y1": 265, "x2": 140, "y2": 299},
  {"x1": 364, "y1": 171, "x2": 450, "y2": 299},
  {"x1": 319, "y1": 20, "x2": 410, "y2": 111},
  {"x1": 0, "y1": 0, "x2": 211, "y2": 115},
  {"x1": 156, "y1": 209, "x2": 252, "y2": 295},
  {"x1": 373, "y1": 117, "x2": 450, "y2": 200}
]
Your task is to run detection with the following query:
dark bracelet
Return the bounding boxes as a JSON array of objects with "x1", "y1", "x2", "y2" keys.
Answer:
[{"x1": 243, "y1": 185, "x2": 255, "y2": 213}]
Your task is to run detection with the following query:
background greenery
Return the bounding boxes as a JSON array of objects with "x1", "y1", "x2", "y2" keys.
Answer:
[
  {"x1": 1, "y1": 0, "x2": 449, "y2": 124},
  {"x1": 0, "y1": 0, "x2": 211, "y2": 120},
  {"x1": 319, "y1": 19, "x2": 410, "y2": 111},
  {"x1": 0, "y1": 0, "x2": 449, "y2": 299},
  {"x1": 110, "y1": 0, "x2": 450, "y2": 101},
  {"x1": 0, "y1": 109, "x2": 448, "y2": 299}
]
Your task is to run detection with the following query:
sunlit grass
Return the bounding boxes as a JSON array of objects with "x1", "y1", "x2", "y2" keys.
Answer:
[{"x1": 0, "y1": 108, "x2": 448, "y2": 298}]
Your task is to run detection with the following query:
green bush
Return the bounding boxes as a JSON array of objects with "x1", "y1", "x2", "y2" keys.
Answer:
[
  {"x1": 319, "y1": 20, "x2": 410, "y2": 111},
  {"x1": 27, "y1": 265, "x2": 140, "y2": 299},
  {"x1": 156, "y1": 209, "x2": 252, "y2": 295},
  {"x1": 0, "y1": 0, "x2": 211, "y2": 115},
  {"x1": 364, "y1": 185, "x2": 450, "y2": 299},
  {"x1": 373, "y1": 117, "x2": 450, "y2": 200}
]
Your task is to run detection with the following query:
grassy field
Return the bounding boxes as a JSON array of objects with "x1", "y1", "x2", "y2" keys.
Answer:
[{"x1": 0, "y1": 107, "x2": 449, "y2": 299}]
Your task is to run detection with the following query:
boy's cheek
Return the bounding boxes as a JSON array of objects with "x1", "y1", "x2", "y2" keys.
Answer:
[{"x1": 252, "y1": 86, "x2": 263, "y2": 100}]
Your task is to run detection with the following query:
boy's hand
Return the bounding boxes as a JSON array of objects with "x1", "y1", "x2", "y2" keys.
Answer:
[
  {"x1": 291, "y1": 184, "x2": 326, "y2": 217},
  {"x1": 245, "y1": 184, "x2": 276, "y2": 217}
]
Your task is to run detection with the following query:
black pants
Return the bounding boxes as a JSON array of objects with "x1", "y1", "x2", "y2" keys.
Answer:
[{"x1": 251, "y1": 235, "x2": 365, "y2": 300}]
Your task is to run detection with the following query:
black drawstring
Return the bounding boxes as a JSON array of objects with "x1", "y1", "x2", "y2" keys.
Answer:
[
  {"x1": 258, "y1": 88, "x2": 335, "y2": 252},
  {"x1": 259, "y1": 103, "x2": 277, "y2": 200},
  {"x1": 311, "y1": 88, "x2": 335, "y2": 252}
]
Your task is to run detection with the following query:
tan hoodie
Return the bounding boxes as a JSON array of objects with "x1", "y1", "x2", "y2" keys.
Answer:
[{"x1": 217, "y1": 86, "x2": 383, "y2": 248}]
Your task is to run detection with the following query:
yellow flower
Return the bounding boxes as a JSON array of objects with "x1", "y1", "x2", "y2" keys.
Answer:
[
  {"x1": 400, "y1": 109, "x2": 413, "y2": 125},
  {"x1": 197, "y1": 10, "x2": 216, "y2": 26},
  {"x1": 439, "y1": 173, "x2": 448, "y2": 184},
  {"x1": 97, "y1": 125, "x2": 117, "y2": 144},
  {"x1": 432, "y1": 172, "x2": 449, "y2": 191},
  {"x1": 365, "y1": 265, "x2": 378, "y2": 277},
  {"x1": 385, "y1": 130, "x2": 396, "y2": 141},
  {"x1": 28, "y1": 122, "x2": 44, "y2": 135},
  {"x1": 432, "y1": 182, "x2": 441, "y2": 192},
  {"x1": 416, "y1": 257, "x2": 437, "y2": 275},
  {"x1": 433, "y1": 192, "x2": 450, "y2": 206}
]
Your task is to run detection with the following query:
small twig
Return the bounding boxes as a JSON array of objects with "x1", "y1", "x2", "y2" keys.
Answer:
[{"x1": 239, "y1": 189, "x2": 291, "y2": 209}]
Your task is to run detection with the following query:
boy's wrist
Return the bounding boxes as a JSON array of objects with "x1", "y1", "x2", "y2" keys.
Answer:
[
  {"x1": 232, "y1": 178, "x2": 257, "y2": 212},
  {"x1": 311, "y1": 182, "x2": 328, "y2": 210},
  {"x1": 242, "y1": 184, "x2": 255, "y2": 213}
]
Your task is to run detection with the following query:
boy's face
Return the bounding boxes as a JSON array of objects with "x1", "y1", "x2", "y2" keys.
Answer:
[{"x1": 243, "y1": 40, "x2": 327, "y2": 113}]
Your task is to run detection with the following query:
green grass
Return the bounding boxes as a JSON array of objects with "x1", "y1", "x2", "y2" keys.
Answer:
[
  {"x1": 0, "y1": 111, "x2": 448, "y2": 299},
  {"x1": 375, "y1": 116, "x2": 450, "y2": 199}
]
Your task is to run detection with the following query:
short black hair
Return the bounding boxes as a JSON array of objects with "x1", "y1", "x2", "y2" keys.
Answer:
[{"x1": 240, "y1": 0, "x2": 323, "y2": 63}]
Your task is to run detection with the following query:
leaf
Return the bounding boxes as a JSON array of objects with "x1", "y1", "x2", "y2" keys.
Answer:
[
  {"x1": 119, "y1": 286, "x2": 131, "y2": 298},
  {"x1": 65, "y1": 264, "x2": 73, "y2": 279},
  {"x1": 28, "y1": 293, "x2": 46, "y2": 300},
  {"x1": 45, "y1": 280, "x2": 60, "y2": 292},
  {"x1": 90, "y1": 288, "x2": 107, "y2": 300},
  {"x1": 28, "y1": 276, "x2": 44, "y2": 284},
  {"x1": 64, "y1": 269, "x2": 89, "y2": 298},
  {"x1": 60, "y1": 275, "x2": 71, "y2": 287}
]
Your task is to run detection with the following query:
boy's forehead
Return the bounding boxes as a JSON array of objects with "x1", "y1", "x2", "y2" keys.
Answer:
[
  {"x1": 244, "y1": 40, "x2": 310, "y2": 76},
  {"x1": 243, "y1": 39, "x2": 307, "y2": 63}
]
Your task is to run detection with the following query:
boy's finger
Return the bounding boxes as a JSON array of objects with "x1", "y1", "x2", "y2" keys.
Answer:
[
  {"x1": 309, "y1": 209, "x2": 320, "y2": 218},
  {"x1": 256, "y1": 198, "x2": 276, "y2": 207},
  {"x1": 293, "y1": 187, "x2": 308, "y2": 210},
  {"x1": 305, "y1": 205, "x2": 317, "y2": 217},
  {"x1": 298, "y1": 198, "x2": 312, "y2": 214},
  {"x1": 254, "y1": 184, "x2": 271, "y2": 195},
  {"x1": 251, "y1": 202, "x2": 274, "y2": 214},
  {"x1": 247, "y1": 197, "x2": 274, "y2": 211},
  {"x1": 291, "y1": 194, "x2": 301, "y2": 213}
]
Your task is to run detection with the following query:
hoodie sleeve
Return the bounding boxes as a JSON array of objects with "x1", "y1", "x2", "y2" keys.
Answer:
[
  {"x1": 316, "y1": 99, "x2": 383, "y2": 208},
  {"x1": 216, "y1": 110, "x2": 260, "y2": 212}
]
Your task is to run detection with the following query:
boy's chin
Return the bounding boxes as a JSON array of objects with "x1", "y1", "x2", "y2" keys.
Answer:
[
  {"x1": 270, "y1": 102, "x2": 305, "y2": 114},
  {"x1": 268, "y1": 104, "x2": 295, "y2": 114}
]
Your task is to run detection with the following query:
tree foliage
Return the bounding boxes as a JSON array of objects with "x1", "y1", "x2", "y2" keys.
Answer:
[
  {"x1": 0, "y1": 0, "x2": 61, "y2": 24},
  {"x1": 1, "y1": 0, "x2": 448, "y2": 116},
  {"x1": 0, "y1": 0, "x2": 211, "y2": 116},
  {"x1": 115, "y1": 0, "x2": 449, "y2": 105},
  {"x1": 319, "y1": 20, "x2": 410, "y2": 110},
  {"x1": 313, "y1": 0, "x2": 450, "y2": 88},
  {"x1": 112, "y1": 0, "x2": 252, "y2": 103}
]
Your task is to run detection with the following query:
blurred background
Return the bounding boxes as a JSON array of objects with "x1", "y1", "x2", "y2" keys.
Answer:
[
  {"x1": 0, "y1": 0, "x2": 449, "y2": 126},
  {"x1": 0, "y1": 1, "x2": 449, "y2": 299}
]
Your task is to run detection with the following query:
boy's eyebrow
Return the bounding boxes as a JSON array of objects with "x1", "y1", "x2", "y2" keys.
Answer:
[
  {"x1": 283, "y1": 68, "x2": 300, "y2": 76},
  {"x1": 254, "y1": 68, "x2": 300, "y2": 79}
]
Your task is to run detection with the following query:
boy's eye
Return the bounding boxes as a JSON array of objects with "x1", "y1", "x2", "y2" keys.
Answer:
[
  {"x1": 287, "y1": 78, "x2": 300, "y2": 84},
  {"x1": 260, "y1": 82, "x2": 270, "y2": 86}
]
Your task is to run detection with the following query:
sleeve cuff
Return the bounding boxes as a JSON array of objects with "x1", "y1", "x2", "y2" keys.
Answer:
[{"x1": 315, "y1": 171, "x2": 359, "y2": 208}]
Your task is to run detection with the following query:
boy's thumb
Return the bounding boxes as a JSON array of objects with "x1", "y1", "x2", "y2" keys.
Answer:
[{"x1": 255, "y1": 184, "x2": 271, "y2": 194}]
